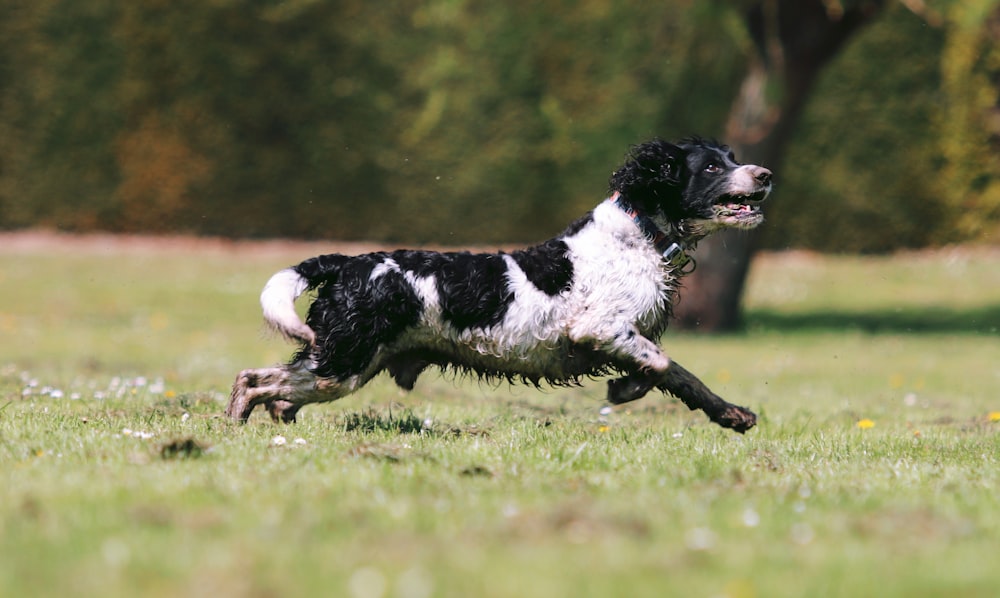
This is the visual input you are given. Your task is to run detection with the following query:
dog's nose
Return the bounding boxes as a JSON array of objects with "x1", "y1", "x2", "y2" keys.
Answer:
[{"x1": 755, "y1": 168, "x2": 772, "y2": 186}]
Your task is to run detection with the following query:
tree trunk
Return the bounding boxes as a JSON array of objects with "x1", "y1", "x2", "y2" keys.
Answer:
[
  {"x1": 674, "y1": 59, "x2": 777, "y2": 331},
  {"x1": 673, "y1": 0, "x2": 885, "y2": 331}
]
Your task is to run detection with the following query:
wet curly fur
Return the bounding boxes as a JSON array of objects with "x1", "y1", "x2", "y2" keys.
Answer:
[{"x1": 227, "y1": 138, "x2": 772, "y2": 432}]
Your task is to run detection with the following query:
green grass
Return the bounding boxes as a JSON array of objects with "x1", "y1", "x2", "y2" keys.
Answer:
[{"x1": 2, "y1": 235, "x2": 999, "y2": 597}]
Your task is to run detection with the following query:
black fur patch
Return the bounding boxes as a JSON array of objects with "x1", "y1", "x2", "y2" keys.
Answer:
[
  {"x1": 294, "y1": 253, "x2": 352, "y2": 289},
  {"x1": 299, "y1": 254, "x2": 423, "y2": 379},
  {"x1": 511, "y1": 239, "x2": 573, "y2": 296},
  {"x1": 392, "y1": 250, "x2": 514, "y2": 332}
]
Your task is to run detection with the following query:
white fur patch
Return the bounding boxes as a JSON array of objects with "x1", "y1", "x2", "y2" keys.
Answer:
[
  {"x1": 561, "y1": 201, "x2": 675, "y2": 341},
  {"x1": 369, "y1": 258, "x2": 401, "y2": 282}
]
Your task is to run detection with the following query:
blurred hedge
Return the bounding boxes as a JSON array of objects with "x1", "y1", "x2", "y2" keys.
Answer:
[{"x1": 1, "y1": 0, "x2": 997, "y2": 250}]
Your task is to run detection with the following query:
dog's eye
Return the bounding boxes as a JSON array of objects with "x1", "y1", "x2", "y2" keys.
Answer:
[{"x1": 704, "y1": 163, "x2": 722, "y2": 174}]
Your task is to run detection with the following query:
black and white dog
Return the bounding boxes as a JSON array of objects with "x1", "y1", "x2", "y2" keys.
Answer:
[{"x1": 227, "y1": 138, "x2": 771, "y2": 432}]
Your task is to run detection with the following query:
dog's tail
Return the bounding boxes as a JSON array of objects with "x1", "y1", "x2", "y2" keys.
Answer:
[
  {"x1": 260, "y1": 268, "x2": 315, "y2": 345},
  {"x1": 260, "y1": 253, "x2": 350, "y2": 345}
]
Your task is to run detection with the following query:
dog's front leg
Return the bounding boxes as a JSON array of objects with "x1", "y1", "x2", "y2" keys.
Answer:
[
  {"x1": 655, "y1": 361, "x2": 756, "y2": 433},
  {"x1": 604, "y1": 330, "x2": 669, "y2": 405},
  {"x1": 601, "y1": 331, "x2": 756, "y2": 432}
]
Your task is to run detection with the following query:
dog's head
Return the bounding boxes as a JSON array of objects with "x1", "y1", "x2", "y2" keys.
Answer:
[{"x1": 609, "y1": 138, "x2": 772, "y2": 239}]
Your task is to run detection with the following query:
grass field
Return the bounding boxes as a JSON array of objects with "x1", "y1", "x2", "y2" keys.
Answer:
[{"x1": 2, "y1": 232, "x2": 999, "y2": 597}]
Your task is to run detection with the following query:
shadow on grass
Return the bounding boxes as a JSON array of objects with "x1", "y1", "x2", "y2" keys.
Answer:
[
  {"x1": 340, "y1": 407, "x2": 426, "y2": 434},
  {"x1": 746, "y1": 304, "x2": 1000, "y2": 334}
]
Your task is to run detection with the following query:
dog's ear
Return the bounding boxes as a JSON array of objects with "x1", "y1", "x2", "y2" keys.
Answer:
[
  {"x1": 647, "y1": 142, "x2": 684, "y2": 186},
  {"x1": 609, "y1": 139, "x2": 687, "y2": 209}
]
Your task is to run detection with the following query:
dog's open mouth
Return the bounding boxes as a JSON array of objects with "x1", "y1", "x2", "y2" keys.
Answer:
[{"x1": 714, "y1": 192, "x2": 767, "y2": 228}]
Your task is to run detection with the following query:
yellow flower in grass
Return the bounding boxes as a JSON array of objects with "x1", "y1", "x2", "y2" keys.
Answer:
[
  {"x1": 149, "y1": 312, "x2": 170, "y2": 331},
  {"x1": 888, "y1": 373, "x2": 905, "y2": 389},
  {"x1": 988, "y1": 412, "x2": 1000, "y2": 423},
  {"x1": 856, "y1": 418, "x2": 875, "y2": 430}
]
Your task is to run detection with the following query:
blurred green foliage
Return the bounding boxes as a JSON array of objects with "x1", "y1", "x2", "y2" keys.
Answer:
[{"x1": 0, "y1": 0, "x2": 997, "y2": 250}]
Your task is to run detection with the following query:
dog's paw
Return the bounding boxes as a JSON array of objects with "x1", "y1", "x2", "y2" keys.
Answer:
[
  {"x1": 226, "y1": 369, "x2": 260, "y2": 423},
  {"x1": 715, "y1": 404, "x2": 757, "y2": 434},
  {"x1": 224, "y1": 396, "x2": 251, "y2": 422}
]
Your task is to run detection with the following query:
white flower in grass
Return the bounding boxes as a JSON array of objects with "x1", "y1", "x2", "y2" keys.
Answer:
[
  {"x1": 348, "y1": 566, "x2": 386, "y2": 598},
  {"x1": 397, "y1": 566, "x2": 433, "y2": 598},
  {"x1": 685, "y1": 527, "x2": 716, "y2": 551},
  {"x1": 791, "y1": 523, "x2": 815, "y2": 545},
  {"x1": 271, "y1": 435, "x2": 287, "y2": 446}
]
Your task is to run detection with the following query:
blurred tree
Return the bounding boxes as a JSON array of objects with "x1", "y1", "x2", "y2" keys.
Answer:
[
  {"x1": 367, "y1": 0, "x2": 745, "y2": 243},
  {"x1": 114, "y1": 0, "x2": 401, "y2": 236},
  {"x1": 769, "y1": 4, "x2": 954, "y2": 252},
  {"x1": 938, "y1": 0, "x2": 1000, "y2": 238},
  {"x1": 0, "y1": 0, "x2": 746, "y2": 241},
  {"x1": 1, "y1": 0, "x2": 998, "y2": 266},
  {"x1": 676, "y1": 0, "x2": 1000, "y2": 330},
  {"x1": 0, "y1": 0, "x2": 123, "y2": 230},
  {"x1": 674, "y1": 0, "x2": 887, "y2": 331}
]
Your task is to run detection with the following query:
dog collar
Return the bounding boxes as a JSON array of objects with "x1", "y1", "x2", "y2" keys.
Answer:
[{"x1": 610, "y1": 193, "x2": 695, "y2": 272}]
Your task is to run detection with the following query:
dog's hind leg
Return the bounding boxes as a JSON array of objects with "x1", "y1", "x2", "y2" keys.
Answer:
[
  {"x1": 655, "y1": 361, "x2": 756, "y2": 433},
  {"x1": 387, "y1": 359, "x2": 429, "y2": 391},
  {"x1": 226, "y1": 362, "x2": 362, "y2": 423},
  {"x1": 385, "y1": 350, "x2": 450, "y2": 391}
]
